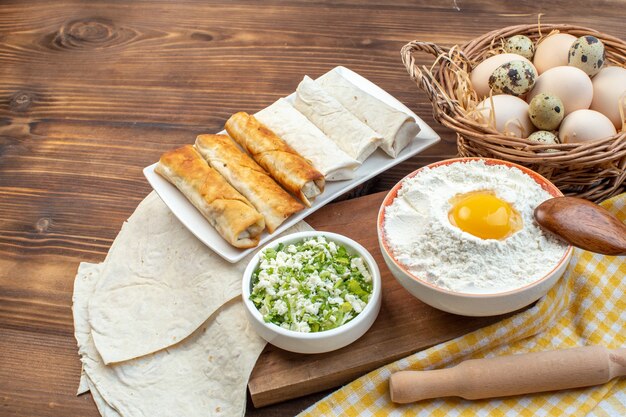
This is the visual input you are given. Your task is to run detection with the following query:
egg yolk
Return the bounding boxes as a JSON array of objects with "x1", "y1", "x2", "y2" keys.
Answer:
[{"x1": 448, "y1": 191, "x2": 522, "y2": 240}]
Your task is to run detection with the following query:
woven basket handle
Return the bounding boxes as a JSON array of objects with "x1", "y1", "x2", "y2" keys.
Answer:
[{"x1": 401, "y1": 40, "x2": 465, "y2": 120}]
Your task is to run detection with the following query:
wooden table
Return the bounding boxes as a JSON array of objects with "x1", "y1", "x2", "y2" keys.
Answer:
[{"x1": 1, "y1": 1, "x2": 624, "y2": 416}]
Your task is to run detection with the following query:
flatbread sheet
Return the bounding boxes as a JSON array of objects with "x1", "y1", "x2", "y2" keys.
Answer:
[
  {"x1": 77, "y1": 368, "x2": 90, "y2": 395},
  {"x1": 74, "y1": 262, "x2": 265, "y2": 417},
  {"x1": 255, "y1": 99, "x2": 360, "y2": 181},
  {"x1": 85, "y1": 373, "x2": 121, "y2": 417},
  {"x1": 87, "y1": 191, "x2": 311, "y2": 364},
  {"x1": 294, "y1": 76, "x2": 383, "y2": 162},
  {"x1": 316, "y1": 71, "x2": 420, "y2": 158}
]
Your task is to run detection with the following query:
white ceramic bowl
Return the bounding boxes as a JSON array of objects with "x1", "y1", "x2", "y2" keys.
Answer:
[
  {"x1": 377, "y1": 158, "x2": 573, "y2": 317},
  {"x1": 242, "y1": 231, "x2": 382, "y2": 354}
]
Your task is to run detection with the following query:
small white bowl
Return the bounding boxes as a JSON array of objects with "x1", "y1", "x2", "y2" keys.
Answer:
[
  {"x1": 377, "y1": 158, "x2": 573, "y2": 317},
  {"x1": 242, "y1": 231, "x2": 382, "y2": 354}
]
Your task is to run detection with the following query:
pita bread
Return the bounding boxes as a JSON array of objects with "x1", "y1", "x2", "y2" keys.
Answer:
[{"x1": 74, "y1": 262, "x2": 266, "y2": 417}]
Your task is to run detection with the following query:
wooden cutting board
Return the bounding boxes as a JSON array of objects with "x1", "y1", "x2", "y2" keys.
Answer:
[{"x1": 248, "y1": 191, "x2": 518, "y2": 407}]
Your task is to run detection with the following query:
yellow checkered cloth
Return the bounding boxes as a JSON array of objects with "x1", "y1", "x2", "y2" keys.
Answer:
[{"x1": 300, "y1": 193, "x2": 626, "y2": 416}]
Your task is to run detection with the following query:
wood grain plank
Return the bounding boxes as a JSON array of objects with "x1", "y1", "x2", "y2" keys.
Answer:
[
  {"x1": 0, "y1": 328, "x2": 99, "y2": 417},
  {"x1": 0, "y1": 256, "x2": 85, "y2": 336},
  {"x1": 0, "y1": 3, "x2": 623, "y2": 127}
]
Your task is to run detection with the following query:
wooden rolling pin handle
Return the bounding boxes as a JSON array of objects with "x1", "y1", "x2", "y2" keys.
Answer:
[{"x1": 389, "y1": 346, "x2": 626, "y2": 403}]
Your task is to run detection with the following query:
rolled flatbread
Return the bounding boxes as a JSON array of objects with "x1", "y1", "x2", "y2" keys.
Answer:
[
  {"x1": 225, "y1": 112, "x2": 325, "y2": 207},
  {"x1": 255, "y1": 99, "x2": 361, "y2": 181},
  {"x1": 195, "y1": 134, "x2": 304, "y2": 233},
  {"x1": 155, "y1": 145, "x2": 264, "y2": 248},
  {"x1": 316, "y1": 71, "x2": 420, "y2": 158},
  {"x1": 294, "y1": 75, "x2": 383, "y2": 162}
]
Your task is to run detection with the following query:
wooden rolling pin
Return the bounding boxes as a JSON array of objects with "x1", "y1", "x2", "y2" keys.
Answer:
[{"x1": 390, "y1": 346, "x2": 626, "y2": 403}]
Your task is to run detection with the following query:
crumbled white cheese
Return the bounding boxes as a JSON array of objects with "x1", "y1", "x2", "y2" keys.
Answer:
[
  {"x1": 273, "y1": 299, "x2": 288, "y2": 315},
  {"x1": 351, "y1": 257, "x2": 372, "y2": 282},
  {"x1": 345, "y1": 294, "x2": 366, "y2": 313}
]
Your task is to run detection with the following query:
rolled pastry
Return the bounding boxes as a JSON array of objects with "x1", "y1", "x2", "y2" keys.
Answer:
[
  {"x1": 316, "y1": 71, "x2": 420, "y2": 158},
  {"x1": 255, "y1": 99, "x2": 361, "y2": 181},
  {"x1": 155, "y1": 145, "x2": 265, "y2": 248},
  {"x1": 294, "y1": 75, "x2": 383, "y2": 162},
  {"x1": 195, "y1": 134, "x2": 304, "y2": 233},
  {"x1": 225, "y1": 112, "x2": 325, "y2": 207}
]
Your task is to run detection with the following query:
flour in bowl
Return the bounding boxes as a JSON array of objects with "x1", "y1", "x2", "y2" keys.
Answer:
[{"x1": 383, "y1": 160, "x2": 569, "y2": 294}]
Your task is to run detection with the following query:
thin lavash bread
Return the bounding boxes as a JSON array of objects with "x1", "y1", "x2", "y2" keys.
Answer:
[
  {"x1": 316, "y1": 70, "x2": 420, "y2": 158},
  {"x1": 255, "y1": 98, "x2": 361, "y2": 181},
  {"x1": 87, "y1": 191, "x2": 312, "y2": 365},
  {"x1": 294, "y1": 75, "x2": 383, "y2": 163},
  {"x1": 74, "y1": 262, "x2": 265, "y2": 417}
]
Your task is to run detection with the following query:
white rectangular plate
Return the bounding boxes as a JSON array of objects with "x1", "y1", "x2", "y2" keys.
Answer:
[{"x1": 144, "y1": 66, "x2": 440, "y2": 262}]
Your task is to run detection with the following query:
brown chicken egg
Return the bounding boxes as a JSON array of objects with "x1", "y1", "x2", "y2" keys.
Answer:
[
  {"x1": 591, "y1": 66, "x2": 626, "y2": 129},
  {"x1": 475, "y1": 94, "x2": 534, "y2": 138},
  {"x1": 533, "y1": 33, "x2": 577, "y2": 74},
  {"x1": 559, "y1": 109, "x2": 617, "y2": 143}
]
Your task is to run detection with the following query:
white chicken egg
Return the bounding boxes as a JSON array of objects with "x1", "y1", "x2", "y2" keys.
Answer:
[
  {"x1": 533, "y1": 33, "x2": 577, "y2": 74},
  {"x1": 527, "y1": 66, "x2": 593, "y2": 116},
  {"x1": 591, "y1": 66, "x2": 626, "y2": 129},
  {"x1": 559, "y1": 109, "x2": 617, "y2": 143},
  {"x1": 475, "y1": 94, "x2": 534, "y2": 138},
  {"x1": 470, "y1": 53, "x2": 534, "y2": 98}
]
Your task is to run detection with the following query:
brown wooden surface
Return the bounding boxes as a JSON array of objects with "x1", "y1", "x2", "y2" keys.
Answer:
[
  {"x1": 248, "y1": 192, "x2": 517, "y2": 407},
  {"x1": 1, "y1": 1, "x2": 625, "y2": 416}
]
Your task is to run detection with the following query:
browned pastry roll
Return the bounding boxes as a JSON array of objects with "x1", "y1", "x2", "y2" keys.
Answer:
[
  {"x1": 155, "y1": 145, "x2": 265, "y2": 248},
  {"x1": 225, "y1": 112, "x2": 325, "y2": 207},
  {"x1": 195, "y1": 134, "x2": 304, "y2": 233}
]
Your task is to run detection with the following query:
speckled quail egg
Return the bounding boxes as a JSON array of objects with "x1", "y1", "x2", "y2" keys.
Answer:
[
  {"x1": 528, "y1": 93, "x2": 565, "y2": 130},
  {"x1": 504, "y1": 35, "x2": 535, "y2": 60},
  {"x1": 528, "y1": 130, "x2": 560, "y2": 152},
  {"x1": 568, "y1": 36, "x2": 605, "y2": 77},
  {"x1": 488, "y1": 60, "x2": 537, "y2": 96}
]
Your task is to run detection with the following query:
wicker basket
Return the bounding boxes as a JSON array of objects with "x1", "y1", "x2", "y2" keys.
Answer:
[{"x1": 402, "y1": 24, "x2": 626, "y2": 202}]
